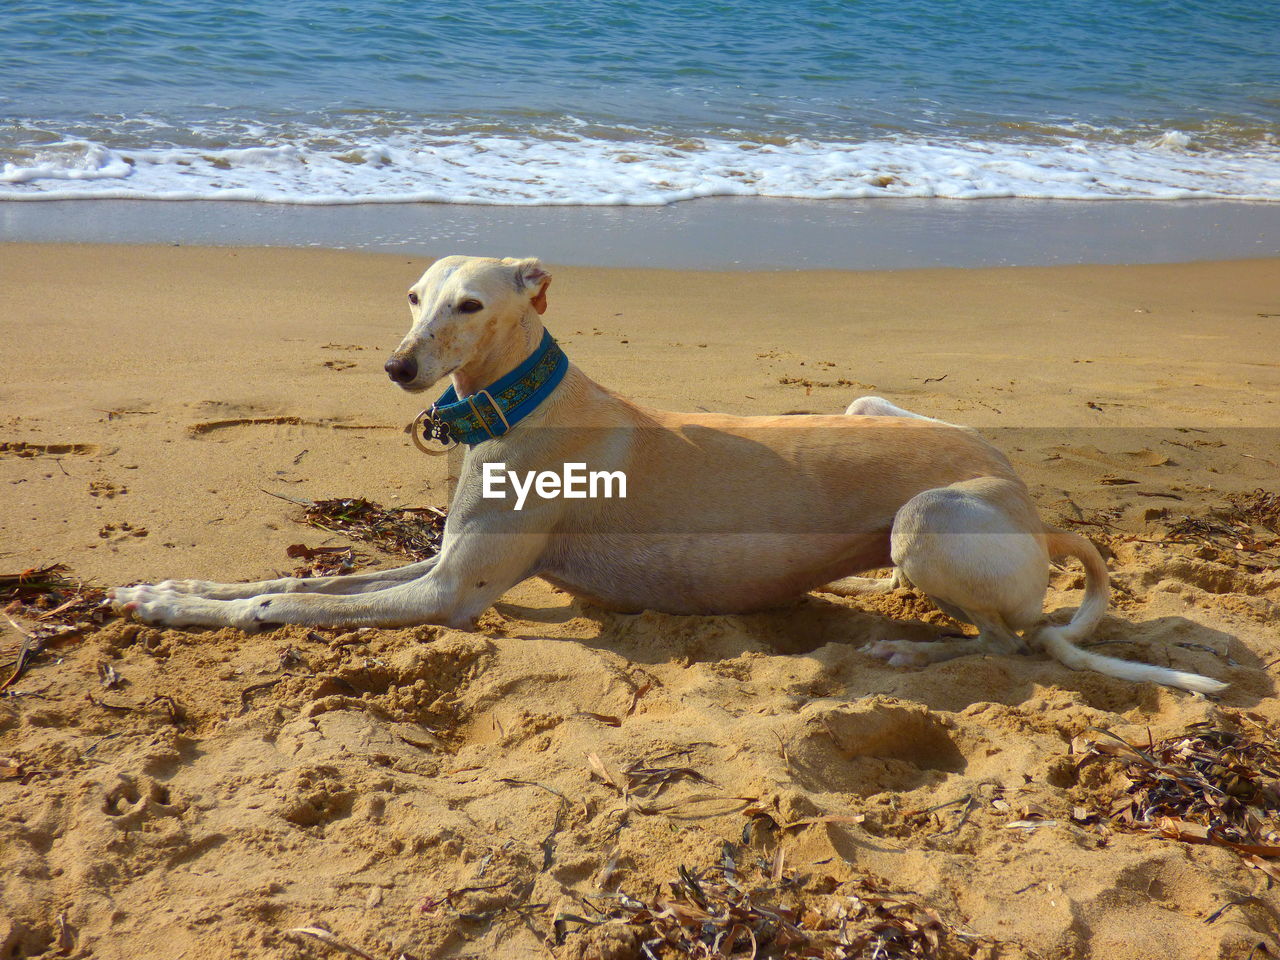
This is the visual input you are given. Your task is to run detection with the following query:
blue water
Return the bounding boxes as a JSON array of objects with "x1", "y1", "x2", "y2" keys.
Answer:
[{"x1": 2, "y1": 0, "x2": 1278, "y2": 204}]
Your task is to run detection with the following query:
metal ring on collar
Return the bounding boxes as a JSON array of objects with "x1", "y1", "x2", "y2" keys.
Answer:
[{"x1": 409, "y1": 407, "x2": 457, "y2": 456}]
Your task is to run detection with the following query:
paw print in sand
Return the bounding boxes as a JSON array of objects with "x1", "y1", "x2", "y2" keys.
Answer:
[
  {"x1": 98, "y1": 521, "x2": 148, "y2": 541},
  {"x1": 101, "y1": 774, "x2": 184, "y2": 829}
]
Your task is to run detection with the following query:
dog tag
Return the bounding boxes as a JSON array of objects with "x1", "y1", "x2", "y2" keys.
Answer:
[{"x1": 408, "y1": 409, "x2": 456, "y2": 456}]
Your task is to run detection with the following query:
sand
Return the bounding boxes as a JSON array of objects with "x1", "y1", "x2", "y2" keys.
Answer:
[
  {"x1": 2, "y1": 243, "x2": 1279, "y2": 959},
  {"x1": 7, "y1": 197, "x2": 1280, "y2": 269}
]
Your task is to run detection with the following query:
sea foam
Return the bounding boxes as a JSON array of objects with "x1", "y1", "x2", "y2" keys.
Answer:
[{"x1": 2, "y1": 129, "x2": 1277, "y2": 205}]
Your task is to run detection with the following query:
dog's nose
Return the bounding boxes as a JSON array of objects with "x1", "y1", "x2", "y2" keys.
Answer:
[{"x1": 385, "y1": 355, "x2": 418, "y2": 384}]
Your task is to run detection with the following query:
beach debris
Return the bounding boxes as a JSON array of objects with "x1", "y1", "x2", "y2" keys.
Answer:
[
  {"x1": 555, "y1": 844, "x2": 989, "y2": 959},
  {"x1": 1076, "y1": 718, "x2": 1280, "y2": 873},
  {"x1": 1160, "y1": 488, "x2": 1280, "y2": 562},
  {"x1": 0, "y1": 623, "x2": 43, "y2": 695},
  {"x1": 778, "y1": 376, "x2": 872, "y2": 395},
  {"x1": 239, "y1": 678, "x2": 285, "y2": 714},
  {"x1": 741, "y1": 806, "x2": 869, "y2": 841},
  {"x1": 269, "y1": 495, "x2": 446, "y2": 567},
  {"x1": 279, "y1": 646, "x2": 307, "y2": 671},
  {"x1": 1058, "y1": 488, "x2": 1280, "y2": 570},
  {"x1": 2, "y1": 564, "x2": 106, "y2": 621},
  {"x1": 1203, "y1": 897, "x2": 1265, "y2": 925},
  {"x1": 284, "y1": 925, "x2": 380, "y2": 960},
  {"x1": 1002, "y1": 819, "x2": 1058, "y2": 832},
  {"x1": 86, "y1": 693, "x2": 133, "y2": 715},
  {"x1": 622, "y1": 751, "x2": 715, "y2": 799},
  {"x1": 286, "y1": 542, "x2": 361, "y2": 578},
  {"x1": 1053, "y1": 502, "x2": 1122, "y2": 536},
  {"x1": 2, "y1": 564, "x2": 108, "y2": 691},
  {"x1": 1, "y1": 563, "x2": 110, "y2": 642},
  {"x1": 589, "y1": 749, "x2": 714, "y2": 804},
  {"x1": 1097, "y1": 474, "x2": 1139, "y2": 486},
  {"x1": 98, "y1": 661, "x2": 123, "y2": 689},
  {"x1": 492, "y1": 778, "x2": 573, "y2": 871},
  {"x1": 148, "y1": 694, "x2": 186, "y2": 727},
  {"x1": 586, "y1": 749, "x2": 754, "y2": 821},
  {"x1": 55, "y1": 911, "x2": 75, "y2": 955},
  {"x1": 627, "y1": 680, "x2": 655, "y2": 716}
]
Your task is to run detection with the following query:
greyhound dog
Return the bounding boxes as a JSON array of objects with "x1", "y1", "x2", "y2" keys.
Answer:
[{"x1": 111, "y1": 255, "x2": 1225, "y2": 694}]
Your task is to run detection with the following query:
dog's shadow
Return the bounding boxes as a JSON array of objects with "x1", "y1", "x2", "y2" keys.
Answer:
[
  {"x1": 499, "y1": 591, "x2": 1267, "y2": 712},
  {"x1": 493, "y1": 598, "x2": 579, "y2": 625}
]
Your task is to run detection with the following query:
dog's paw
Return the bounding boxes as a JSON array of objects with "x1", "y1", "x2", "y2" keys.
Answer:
[
  {"x1": 110, "y1": 584, "x2": 254, "y2": 629},
  {"x1": 108, "y1": 584, "x2": 147, "y2": 609},
  {"x1": 862, "y1": 639, "x2": 933, "y2": 669},
  {"x1": 110, "y1": 583, "x2": 185, "y2": 624}
]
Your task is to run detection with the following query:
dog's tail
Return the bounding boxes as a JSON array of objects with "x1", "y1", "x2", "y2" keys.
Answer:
[{"x1": 1033, "y1": 530, "x2": 1227, "y2": 695}]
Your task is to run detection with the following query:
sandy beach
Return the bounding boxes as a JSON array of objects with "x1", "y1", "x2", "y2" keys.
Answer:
[{"x1": 3, "y1": 243, "x2": 1280, "y2": 959}]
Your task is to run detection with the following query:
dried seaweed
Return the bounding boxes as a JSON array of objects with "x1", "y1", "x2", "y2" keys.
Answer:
[
  {"x1": 588, "y1": 750, "x2": 715, "y2": 808},
  {"x1": 1161, "y1": 488, "x2": 1280, "y2": 562},
  {"x1": 286, "y1": 542, "x2": 361, "y2": 578},
  {"x1": 1, "y1": 563, "x2": 107, "y2": 629},
  {"x1": 557, "y1": 844, "x2": 987, "y2": 959},
  {"x1": 280, "y1": 496, "x2": 445, "y2": 568},
  {"x1": 1077, "y1": 718, "x2": 1280, "y2": 875},
  {"x1": 1229, "y1": 489, "x2": 1280, "y2": 535},
  {"x1": 0, "y1": 563, "x2": 73, "y2": 599},
  {"x1": 2, "y1": 565, "x2": 107, "y2": 689},
  {"x1": 623, "y1": 751, "x2": 715, "y2": 800},
  {"x1": 586, "y1": 751, "x2": 757, "y2": 823}
]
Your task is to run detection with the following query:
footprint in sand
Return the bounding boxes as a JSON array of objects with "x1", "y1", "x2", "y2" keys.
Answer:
[
  {"x1": 101, "y1": 774, "x2": 184, "y2": 829},
  {"x1": 0, "y1": 441, "x2": 101, "y2": 458},
  {"x1": 98, "y1": 521, "x2": 148, "y2": 540},
  {"x1": 88, "y1": 480, "x2": 127, "y2": 499}
]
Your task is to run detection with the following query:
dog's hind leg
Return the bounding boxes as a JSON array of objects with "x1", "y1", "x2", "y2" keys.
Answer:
[
  {"x1": 862, "y1": 477, "x2": 1047, "y2": 666},
  {"x1": 132, "y1": 557, "x2": 441, "y2": 601},
  {"x1": 864, "y1": 478, "x2": 1227, "y2": 694},
  {"x1": 865, "y1": 610, "x2": 1025, "y2": 666},
  {"x1": 819, "y1": 569, "x2": 906, "y2": 597}
]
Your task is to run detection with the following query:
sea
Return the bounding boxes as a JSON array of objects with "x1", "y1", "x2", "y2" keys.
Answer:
[{"x1": 2, "y1": 0, "x2": 1279, "y2": 207}]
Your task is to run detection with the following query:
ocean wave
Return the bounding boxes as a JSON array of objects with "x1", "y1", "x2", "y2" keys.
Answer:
[{"x1": 2, "y1": 129, "x2": 1278, "y2": 204}]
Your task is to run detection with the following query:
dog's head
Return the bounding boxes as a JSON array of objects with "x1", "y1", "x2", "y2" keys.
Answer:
[{"x1": 384, "y1": 255, "x2": 552, "y2": 392}]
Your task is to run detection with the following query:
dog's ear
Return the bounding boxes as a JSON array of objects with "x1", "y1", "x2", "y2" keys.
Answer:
[{"x1": 508, "y1": 257, "x2": 552, "y2": 315}]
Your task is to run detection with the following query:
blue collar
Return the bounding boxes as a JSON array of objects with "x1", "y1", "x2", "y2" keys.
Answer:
[{"x1": 416, "y1": 329, "x2": 568, "y2": 449}]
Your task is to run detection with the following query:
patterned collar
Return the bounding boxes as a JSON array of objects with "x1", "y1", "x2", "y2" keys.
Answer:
[{"x1": 413, "y1": 329, "x2": 568, "y2": 450}]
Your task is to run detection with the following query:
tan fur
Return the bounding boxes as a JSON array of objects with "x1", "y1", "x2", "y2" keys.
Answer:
[{"x1": 110, "y1": 256, "x2": 1226, "y2": 694}]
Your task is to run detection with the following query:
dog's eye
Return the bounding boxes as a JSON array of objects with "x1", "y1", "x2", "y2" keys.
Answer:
[
  {"x1": 407, "y1": 292, "x2": 419, "y2": 306},
  {"x1": 458, "y1": 299, "x2": 483, "y2": 313}
]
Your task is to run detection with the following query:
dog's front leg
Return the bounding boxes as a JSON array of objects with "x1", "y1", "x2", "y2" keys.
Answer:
[
  {"x1": 117, "y1": 556, "x2": 441, "y2": 601},
  {"x1": 114, "y1": 529, "x2": 548, "y2": 631}
]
